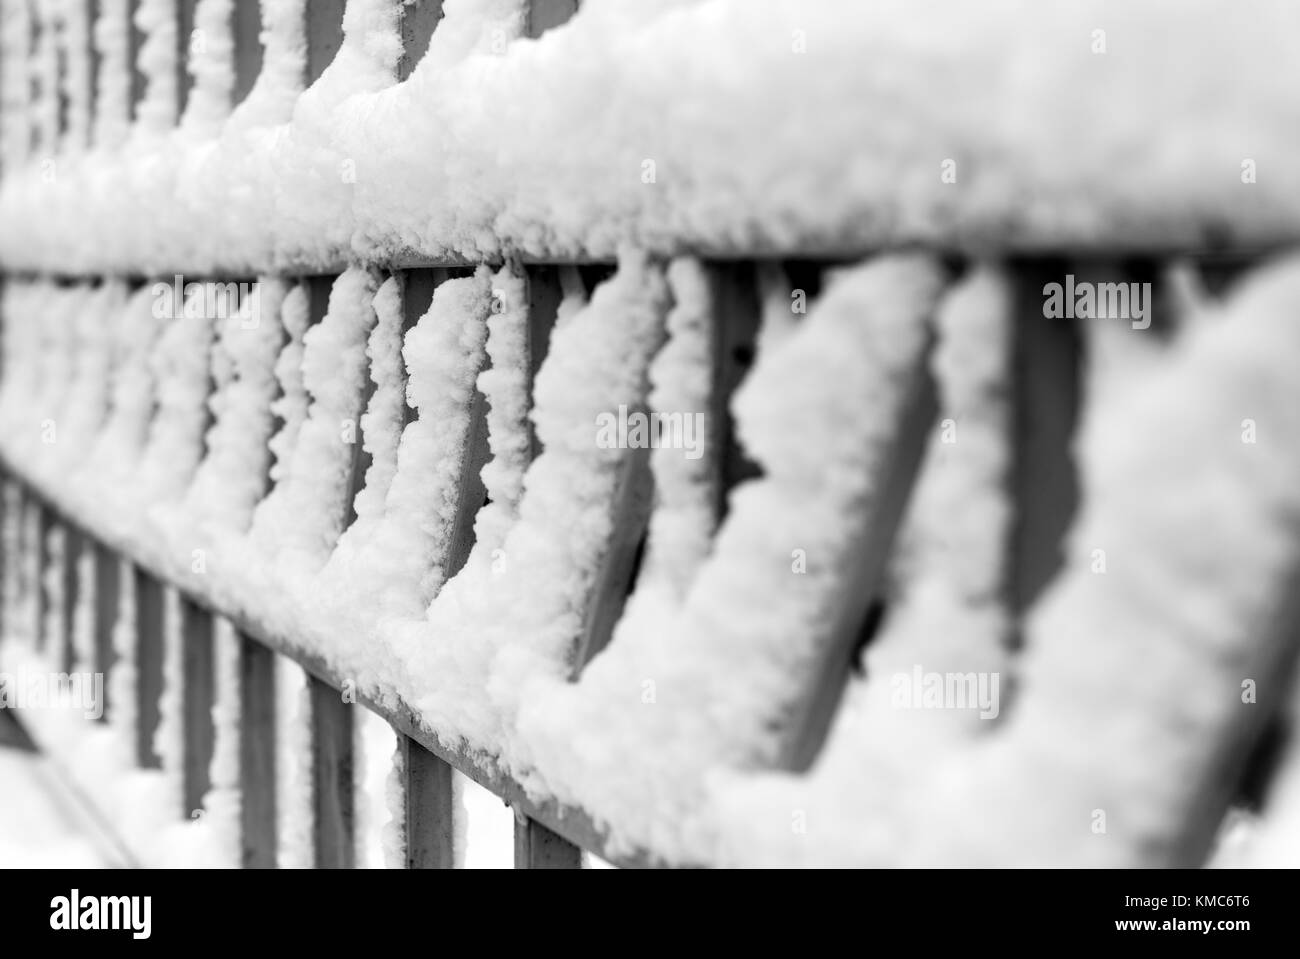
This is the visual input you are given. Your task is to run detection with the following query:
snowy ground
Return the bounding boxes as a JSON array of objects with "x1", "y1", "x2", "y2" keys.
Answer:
[
  {"x1": 0, "y1": 710, "x2": 122, "y2": 868},
  {"x1": 1, "y1": 648, "x2": 595, "y2": 869}
]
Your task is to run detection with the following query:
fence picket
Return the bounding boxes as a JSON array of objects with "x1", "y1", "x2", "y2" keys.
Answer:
[
  {"x1": 134, "y1": 566, "x2": 164, "y2": 769},
  {"x1": 402, "y1": 736, "x2": 455, "y2": 869},
  {"x1": 310, "y1": 674, "x2": 355, "y2": 868},
  {"x1": 61, "y1": 523, "x2": 82, "y2": 672},
  {"x1": 181, "y1": 595, "x2": 215, "y2": 817},
  {"x1": 93, "y1": 540, "x2": 118, "y2": 722},
  {"x1": 239, "y1": 630, "x2": 277, "y2": 867},
  {"x1": 514, "y1": 812, "x2": 583, "y2": 869}
]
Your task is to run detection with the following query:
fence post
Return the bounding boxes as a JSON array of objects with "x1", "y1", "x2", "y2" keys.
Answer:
[
  {"x1": 35, "y1": 502, "x2": 53, "y2": 653},
  {"x1": 180, "y1": 595, "x2": 215, "y2": 817},
  {"x1": 0, "y1": 477, "x2": 7, "y2": 640},
  {"x1": 61, "y1": 524, "x2": 82, "y2": 672},
  {"x1": 176, "y1": 0, "x2": 197, "y2": 117},
  {"x1": 93, "y1": 541, "x2": 119, "y2": 722},
  {"x1": 398, "y1": 0, "x2": 444, "y2": 81},
  {"x1": 526, "y1": 0, "x2": 580, "y2": 39},
  {"x1": 134, "y1": 566, "x2": 164, "y2": 768},
  {"x1": 514, "y1": 811, "x2": 583, "y2": 869},
  {"x1": 239, "y1": 631, "x2": 277, "y2": 867},
  {"x1": 232, "y1": 0, "x2": 263, "y2": 104},
  {"x1": 1008, "y1": 258, "x2": 1081, "y2": 631},
  {"x1": 310, "y1": 675, "x2": 354, "y2": 868},
  {"x1": 402, "y1": 737, "x2": 455, "y2": 868},
  {"x1": 305, "y1": 0, "x2": 346, "y2": 86}
]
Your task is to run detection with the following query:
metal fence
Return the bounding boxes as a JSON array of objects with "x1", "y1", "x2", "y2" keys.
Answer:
[{"x1": 0, "y1": 0, "x2": 1287, "y2": 870}]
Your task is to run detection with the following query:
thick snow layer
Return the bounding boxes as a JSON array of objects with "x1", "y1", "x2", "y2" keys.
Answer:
[
  {"x1": 473, "y1": 263, "x2": 531, "y2": 553},
  {"x1": 324, "y1": 268, "x2": 490, "y2": 614},
  {"x1": 178, "y1": 277, "x2": 288, "y2": 534},
  {"x1": 248, "y1": 267, "x2": 376, "y2": 566},
  {"x1": 3, "y1": 0, "x2": 1297, "y2": 275},
  {"x1": 640, "y1": 257, "x2": 717, "y2": 594}
]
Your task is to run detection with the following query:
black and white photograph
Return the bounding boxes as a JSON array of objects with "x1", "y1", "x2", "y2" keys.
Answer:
[{"x1": 0, "y1": 0, "x2": 1292, "y2": 932}]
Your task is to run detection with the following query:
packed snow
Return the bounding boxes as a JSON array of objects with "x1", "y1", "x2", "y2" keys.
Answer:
[{"x1": 1, "y1": 0, "x2": 1297, "y2": 273}]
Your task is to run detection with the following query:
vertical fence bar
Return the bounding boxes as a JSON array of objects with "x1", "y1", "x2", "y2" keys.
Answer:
[
  {"x1": 61, "y1": 523, "x2": 82, "y2": 672},
  {"x1": 394, "y1": 270, "x2": 467, "y2": 868},
  {"x1": 128, "y1": 0, "x2": 146, "y2": 116},
  {"x1": 399, "y1": 268, "x2": 437, "y2": 416},
  {"x1": 571, "y1": 444, "x2": 652, "y2": 671},
  {"x1": 305, "y1": 0, "x2": 347, "y2": 86},
  {"x1": 180, "y1": 595, "x2": 215, "y2": 816},
  {"x1": 561, "y1": 263, "x2": 653, "y2": 674},
  {"x1": 510, "y1": 265, "x2": 584, "y2": 866},
  {"x1": 525, "y1": 0, "x2": 580, "y2": 39},
  {"x1": 176, "y1": 0, "x2": 197, "y2": 117},
  {"x1": 514, "y1": 811, "x2": 583, "y2": 869},
  {"x1": 341, "y1": 282, "x2": 378, "y2": 532},
  {"x1": 93, "y1": 540, "x2": 118, "y2": 722},
  {"x1": 0, "y1": 479, "x2": 7, "y2": 640},
  {"x1": 402, "y1": 738, "x2": 454, "y2": 868},
  {"x1": 1008, "y1": 258, "x2": 1081, "y2": 631},
  {"x1": 413, "y1": 267, "x2": 490, "y2": 581},
  {"x1": 231, "y1": 0, "x2": 263, "y2": 104},
  {"x1": 710, "y1": 263, "x2": 763, "y2": 520},
  {"x1": 10, "y1": 484, "x2": 26, "y2": 642},
  {"x1": 310, "y1": 675, "x2": 354, "y2": 868},
  {"x1": 35, "y1": 502, "x2": 53, "y2": 653},
  {"x1": 88, "y1": 0, "x2": 102, "y2": 120},
  {"x1": 239, "y1": 631, "x2": 277, "y2": 866},
  {"x1": 443, "y1": 389, "x2": 490, "y2": 581},
  {"x1": 525, "y1": 265, "x2": 561, "y2": 461},
  {"x1": 134, "y1": 566, "x2": 164, "y2": 768},
  {"x1": 398, "y1": 0, "x2": 444, "y2": 81}
]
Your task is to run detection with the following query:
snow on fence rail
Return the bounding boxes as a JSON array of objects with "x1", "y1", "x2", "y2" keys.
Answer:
[{"x1": 1, "y1": 0, "x2": 1299, "y2": 869}]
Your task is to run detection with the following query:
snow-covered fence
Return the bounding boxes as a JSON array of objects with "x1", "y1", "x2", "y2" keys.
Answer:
[{"x1": 2, "y1": 0, "x2": 1300, "y2": 870}]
